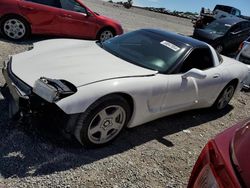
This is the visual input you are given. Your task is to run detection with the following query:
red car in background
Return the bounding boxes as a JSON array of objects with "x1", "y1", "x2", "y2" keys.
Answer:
[
  {"x1": 0, "y1": 0, "x2": 123, "y2": 42},
  {"x1": 188, "y1": 118, "x2": 250, "y2": 188}
]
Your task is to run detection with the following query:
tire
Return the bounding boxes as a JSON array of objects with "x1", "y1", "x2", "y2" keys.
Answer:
[
  {"x1": 0, "y1": 16, "x2": 30, "y2": 41},
  {"x1": 215, "y1": 45, "x2": 223, "y2": 54},
  {"x1": 74, "y1": 95, "x2": 131, "y2": 148},
  {"x1": 98, "y1": 29, "x2": 115, "y2": 43},
  {"x1": 213, "y1": 83, "x2": 236, "y2": 110}
]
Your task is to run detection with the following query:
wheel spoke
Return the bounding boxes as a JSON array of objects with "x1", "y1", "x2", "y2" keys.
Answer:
[
  {"x1": 89, "y1": 125, "x2": 101, "y2": 135},
  {"x1": 100, "y1": 130, "x2": 108, "y2": 142},
  {"x1": 112, "y1": 108, "x2": 121, "y2": 119},
  {"x1": 111, "y1": 121, "x2": 122, "y2": 131},
  {"x1": 98, "y1": 109, "x2": 108, "y2": 121},
  {"x1": 225, "y1": 88, "x2": 233, "y2": 101}
]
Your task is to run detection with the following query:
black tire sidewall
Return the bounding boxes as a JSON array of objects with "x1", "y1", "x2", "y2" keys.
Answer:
[
  {"x1": 75, "y1": 95, "x2": 131, "y2": 148},
  {"x1": 0, "y1": 16, "x2": 30, "y2": 41}
]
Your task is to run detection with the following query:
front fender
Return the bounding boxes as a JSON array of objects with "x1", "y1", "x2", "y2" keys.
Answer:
[{"x1": 55, "y1": 77, "x2": 152, "y2": 115}]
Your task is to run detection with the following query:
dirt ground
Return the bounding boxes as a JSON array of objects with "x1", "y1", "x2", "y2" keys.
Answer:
[{"x1": 0, "y1": 0, "x2": 249, "y2": 187}]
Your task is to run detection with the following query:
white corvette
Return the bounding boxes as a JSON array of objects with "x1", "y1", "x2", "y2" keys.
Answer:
[{"x1": 1, "y1": 29, "x2": 248, "y2": 147}]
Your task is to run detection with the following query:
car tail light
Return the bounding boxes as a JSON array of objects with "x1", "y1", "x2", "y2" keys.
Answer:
[{"x1": 188, "y1": 140, "x2": 236, "y2": 188}]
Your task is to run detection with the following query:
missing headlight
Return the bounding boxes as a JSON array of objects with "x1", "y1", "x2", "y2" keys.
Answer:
[{"x1": 33, "y1": 77, "x2": 77, "y2": 103}]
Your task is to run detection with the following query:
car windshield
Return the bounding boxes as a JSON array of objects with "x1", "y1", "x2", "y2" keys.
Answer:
[
  {"x1": 102, "y1": 30, "x2": 187, "y2": 72},
  {"x1": 204, "y1": 21, "x2": 232, "y2": 35}
]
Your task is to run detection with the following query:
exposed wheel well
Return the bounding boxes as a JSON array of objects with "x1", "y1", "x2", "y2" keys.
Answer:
[
  {"x1": 0, "y1": 14, "x2": 30, "y2": 25},
  {"x1": 228, "y1": 79, "x2": 239, "y2": 88},
  {"x1": 96, "y1": 26, "x2": 116, "y2": 39},
  {"x1": 97, "y1": 93, "x2": 134, "y2": 122}
]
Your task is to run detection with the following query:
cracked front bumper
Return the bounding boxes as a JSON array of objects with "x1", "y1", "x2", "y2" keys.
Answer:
[{"x1": 1, "y1": 59, "x2": 31, "y2": 118}]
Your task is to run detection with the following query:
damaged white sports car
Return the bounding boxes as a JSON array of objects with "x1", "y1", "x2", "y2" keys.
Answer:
[{"x1": 1, "y1": 29, "x2": 248, "y2": 147}]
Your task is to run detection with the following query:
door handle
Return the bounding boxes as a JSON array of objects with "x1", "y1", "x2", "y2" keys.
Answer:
[
  {"x1": 20, "y1": 5, "x2": 35, "y2": 11},
  {"x1": 213, "y1": 74, "x2": 220, "y2": 79},
  {"x1": 61, "y1": 14, "x2": 72, "y2": 18}
]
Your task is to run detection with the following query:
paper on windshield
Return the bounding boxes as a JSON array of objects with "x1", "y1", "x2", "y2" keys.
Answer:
[{"x1": 160, "y1": 41, "x2": 180, "y2": 51}]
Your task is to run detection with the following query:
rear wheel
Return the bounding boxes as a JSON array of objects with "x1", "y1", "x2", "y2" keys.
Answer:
[
  {"x1": 0, "y1": 16, "x2": 30, "y2": 40},
  {"x1": 74, "y1": 95, "x2": 131, "y2": 148},
  {"x1": 213, "y1": 83, "x2": 236, "y2": 110},
  {"x1": 215, "y1": 45, "x2": 223, "y2": 54}
]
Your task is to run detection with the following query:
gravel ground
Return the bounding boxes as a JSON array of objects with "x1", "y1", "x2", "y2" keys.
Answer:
[{"x1": 0, "y1": 0, "x2": 249, "y2": 187}]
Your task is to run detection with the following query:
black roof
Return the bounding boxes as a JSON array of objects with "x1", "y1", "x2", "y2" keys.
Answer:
[{"x1": 142, "y1": 28, "x2": 208, "y2": 49}]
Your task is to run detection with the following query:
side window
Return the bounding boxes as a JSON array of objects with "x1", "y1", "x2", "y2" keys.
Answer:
[
  {"x1": 60, "y1": 0, "x2": 87, "y2": 13},
  {"x1": 235, "y1": 10, "x2": 241, "y2": 16},
  {"x1": 180, "y1": 48, "x2": 214, "y2": 73},
  {"x1": 26, "y1": 0, "x2": 60, "y2": 8}
]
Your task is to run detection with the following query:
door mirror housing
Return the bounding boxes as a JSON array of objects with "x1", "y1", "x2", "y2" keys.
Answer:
[
  {"x1": 86, "y1": 10, "x2": 93, "y2": 17},
  {"x1": 230, "y1": 31, "x2": 241, "y2": 35},
  {"x1": 182, "y1": 68, "x2": 207, "y2": 79}
]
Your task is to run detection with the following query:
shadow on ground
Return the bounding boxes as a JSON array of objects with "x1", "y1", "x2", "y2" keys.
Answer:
[
  {"x1": 0, "y1": 34, "x2": 53, "y2": 45},
  {"x1": 0, "y1": 95, "x2": 233, "y2": 178}
]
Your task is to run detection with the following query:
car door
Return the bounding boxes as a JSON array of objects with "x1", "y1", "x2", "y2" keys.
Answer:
[
  {"x1": 161, "y1": 48, "x2": 223, "y2": 111},
  {"x1": 18, "y1": 0, "x2": 61, "y2": 34},
  {"x1": 225, "y1": 22, "x2": 249, "y2": 51},
  {"x1": 159, "y1": 74, "x2": 198, "y2": 113},
  {"x1": 59, "y1": 0, "x2": 98, "y2": 39}
]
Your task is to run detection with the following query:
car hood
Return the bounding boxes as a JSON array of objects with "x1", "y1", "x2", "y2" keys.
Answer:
[
  {"x1": 10, "y1": 39, "x2": 157, "y2": 88},
  {"x1": 194, "y1": 29, "x2": 222, "y2": 42}
]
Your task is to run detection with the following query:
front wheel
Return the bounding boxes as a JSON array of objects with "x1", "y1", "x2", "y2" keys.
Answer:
[
  {"x1": 213, "y1": 83, "x2": 236, "y2": 110},
  {"x1": 74, "y1": 95, "x2": 131, "y2": 148},
  {"x1": 0, "y1": 16, "x2": 30, "y2": 40},
  {"x1": 98, "y1": 29, "x2": 114, "y2": 43}
]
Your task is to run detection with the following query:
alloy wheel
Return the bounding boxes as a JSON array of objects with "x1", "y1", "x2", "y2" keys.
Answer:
[
  {"x1": 87, "y1": 105, "x2": 126, "y2": 144},
  {"x1": 217, "y1": 85, "x2": 235, "y2": 109},
  {"x1": 3, "y1": 19, "x2": 26, "y2": 40},
  {"x1": 100, "y1": 30, "x2": 114, "y2": 42}
]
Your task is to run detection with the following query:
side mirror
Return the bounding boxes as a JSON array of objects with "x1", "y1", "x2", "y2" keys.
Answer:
[
  {"x1": 86, "y1": 11, "x2": 93, "y2": 17},
  {"x1": 182, "y1": 68, "x2": 207, "y2": 79},
  {"x1": 230, "y1": 31, "x2": 241, "y2": 35}
]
